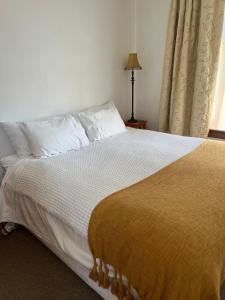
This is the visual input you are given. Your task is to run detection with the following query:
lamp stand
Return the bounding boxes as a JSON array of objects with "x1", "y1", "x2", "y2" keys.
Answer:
[{"x1": 128, "y1": 70, "x2": 137, "y2": 123}]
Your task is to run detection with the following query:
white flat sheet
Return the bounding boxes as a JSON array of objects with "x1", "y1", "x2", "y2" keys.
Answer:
[
  {"x1": 0, "y1": 128, "x2": 203, "y2": 299},
  {"x1": 0, "y1": 192, "x2": 116, "y2": 299}
]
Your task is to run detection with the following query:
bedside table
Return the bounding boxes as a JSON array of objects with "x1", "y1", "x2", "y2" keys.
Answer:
[{"x1": 125, "y1": 120, "x2": 147, "y2": 129}]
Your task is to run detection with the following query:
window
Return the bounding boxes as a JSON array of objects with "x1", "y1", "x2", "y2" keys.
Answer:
[{"x1": 210, "y1": 15, "x2": 225, "y2": 139}]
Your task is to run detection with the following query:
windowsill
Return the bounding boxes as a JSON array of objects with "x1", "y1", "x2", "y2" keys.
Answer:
[{"x1": 208, "y1": 129, "x2": 225, "y2": 140}]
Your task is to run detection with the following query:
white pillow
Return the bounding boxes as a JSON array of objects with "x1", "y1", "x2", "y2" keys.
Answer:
[
  {"x1": 1, "y1": 122, "x2": 31, "y2": 157},
  {"x1": 78, "y1": 102, "x2": 126, "y2": 142},
  {"x1": 0, "y1": 114, "x2": 83, "y2": 158},
  {"x1": 22, "y1": 116, "x2": 89, "y2": 158}
]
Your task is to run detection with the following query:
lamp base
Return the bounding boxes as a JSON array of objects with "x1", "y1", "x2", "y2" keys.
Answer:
[{"x1": 127, "y1": 117, "x2": 138, "y2": 123}]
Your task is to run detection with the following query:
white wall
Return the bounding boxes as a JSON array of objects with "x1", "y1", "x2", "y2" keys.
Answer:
[
  {"x1": 0, "y1": 0, "x2": 134, "y2": 122},
  {"x1": 0, "y1": 0, "x2": 171, "y2": 149},
  {"x1": 135, "y1": 0, "x2": 171, "y2": 130}
]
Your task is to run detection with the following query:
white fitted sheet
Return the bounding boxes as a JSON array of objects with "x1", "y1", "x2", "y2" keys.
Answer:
[{"x1": 0, "y1": 128, "x2": 203, "y2": 299}]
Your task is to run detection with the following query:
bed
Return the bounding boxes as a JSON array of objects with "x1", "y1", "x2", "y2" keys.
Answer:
[{"x1": 0, "y1": 127, "x2": 203, "y2": 299}]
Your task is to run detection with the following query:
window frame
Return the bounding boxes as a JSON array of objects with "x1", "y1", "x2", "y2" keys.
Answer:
[
  {"x1": 208, "y1": 129, "x2": 225, "y2": 140},
  {"x1": 210, "y1": 13, "x2": 225, "y2": 136}
]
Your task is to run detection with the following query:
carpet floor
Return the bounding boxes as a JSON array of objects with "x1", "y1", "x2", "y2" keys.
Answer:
[
  {"x1": 0, "y1": 226, "x2": 225, "y2": 300},
  {"x1": 0, "y1": 226, "x2": 102, "y2": 300}
]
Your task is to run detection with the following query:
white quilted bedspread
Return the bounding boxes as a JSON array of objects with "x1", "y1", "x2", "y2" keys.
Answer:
[{"x1": 3, "y1": 129, "x2": 203, "y2": 239}]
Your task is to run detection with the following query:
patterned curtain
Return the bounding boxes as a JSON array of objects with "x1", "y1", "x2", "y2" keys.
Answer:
[{"x1": 159, "y1": 0, "x2": 225, "y2": 138}]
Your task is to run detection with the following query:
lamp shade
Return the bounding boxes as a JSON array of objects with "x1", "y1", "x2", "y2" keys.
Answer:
[{"x1": 125, "y1": 53, "x2": 142, "y2": 70}]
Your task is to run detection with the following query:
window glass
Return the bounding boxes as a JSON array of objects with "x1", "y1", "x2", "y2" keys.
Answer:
[{"x1": 211, "y1": 16, "x2": 225, "y2": 131}]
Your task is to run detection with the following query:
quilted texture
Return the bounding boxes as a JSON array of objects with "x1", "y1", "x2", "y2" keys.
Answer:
[{"x1": 3, "y1": 129, "x2": 203, "y2": 239}]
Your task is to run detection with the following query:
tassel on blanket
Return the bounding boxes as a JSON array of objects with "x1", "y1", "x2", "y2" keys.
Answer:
[
  {"x1": 126, "y1": 282, "x2": 134, "y2": 300},
  {"x1": 102, "y1": 263, "x2": 110, "y2": 288},
  {"x1": 98, "y1": 260, "x2": 105, "y2": 287},
  {"x1": 89, "y1": 259, "x2": 135, "y2": 300},
  {"x1": 118, "y1": 273, "x2": 126, "y2": 300},
  {"x1": 111, "y1": 269, "x2": 119, "y2": 295},
  {"x1": 98, "y1": 260, "x2": 110, "y2": 288},
  {"x1": 89, "y1": 258, "x2": 99, "y2": 282}
]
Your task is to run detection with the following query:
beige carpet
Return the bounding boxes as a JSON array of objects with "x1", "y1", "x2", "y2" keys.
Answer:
[
  {"x1": 0, "y1": 227, "x2": 102, "y2": 300},
  {"x1": 0, "y1": 226, "x2": 225, "y2": 300}
]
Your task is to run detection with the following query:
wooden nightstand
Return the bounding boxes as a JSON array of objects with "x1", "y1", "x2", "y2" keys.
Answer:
[{"x1": 125, "y1": 120, "x2": 147, "y2": 129}]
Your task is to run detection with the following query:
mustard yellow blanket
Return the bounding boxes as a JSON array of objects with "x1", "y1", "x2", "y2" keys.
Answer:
[{"x1": 88, "y1": 140, "x2": 225, "y2": 300}]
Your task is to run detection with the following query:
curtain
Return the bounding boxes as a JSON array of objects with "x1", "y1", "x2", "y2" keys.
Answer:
[{"x1": 159, "y1": 0, "x2": 225, "y2": 138}]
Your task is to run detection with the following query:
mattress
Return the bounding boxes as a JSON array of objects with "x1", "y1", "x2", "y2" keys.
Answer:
[{"x1": 0, "y1": 128, "x2": 203, "y2": 299}]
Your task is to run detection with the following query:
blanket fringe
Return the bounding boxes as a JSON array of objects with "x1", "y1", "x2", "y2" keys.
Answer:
[
  {"x1": 89, "y1": 258, "x2": 135, "y2": 300},
  {"x1": 89, "y1": 258, "x2": 99, "y2": 282},
  {"x1": 111, "y1": 269, "x2": 119, "y2": 295},
  {"x1": 126, "y1": 282, "x2": 134, "y2": 300},
  {"x1": 103, "y1": 262, "x2": 110, "y2": 288},
  {"x1": 118, "y1": 273, "x2": 126, "y2": 299},
  {"x1": 98, "y1": 260, "x2": 104, "y2": 287}
]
